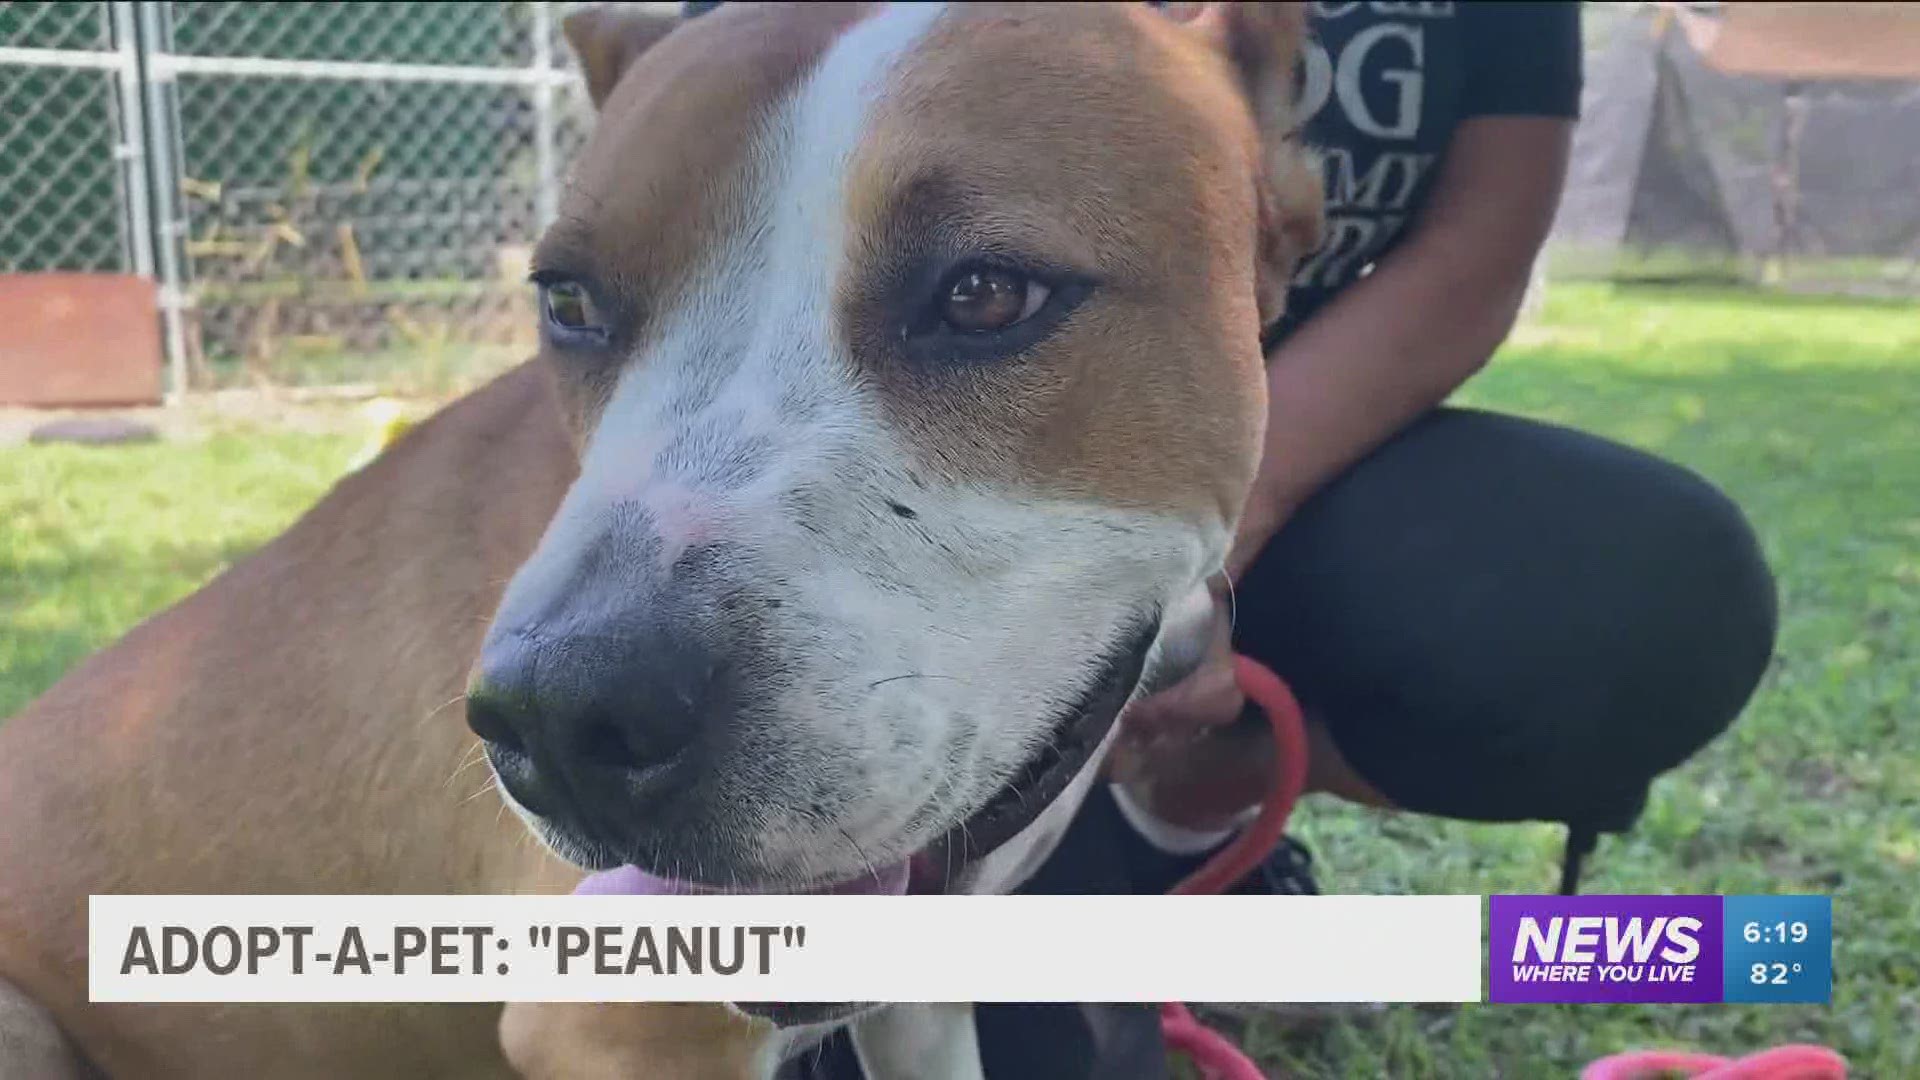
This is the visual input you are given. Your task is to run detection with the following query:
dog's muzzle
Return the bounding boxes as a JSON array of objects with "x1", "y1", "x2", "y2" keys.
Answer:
[{"x1": 465, "y1": 585, "x2": 748, "y2": 870}]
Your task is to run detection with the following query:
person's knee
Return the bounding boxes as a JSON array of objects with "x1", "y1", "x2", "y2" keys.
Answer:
[
  {"x1": 1233, "y1": 410, "x2": 1779, "y2": 828},
  {"x1": 1546, "y1": 467, "x2": 1777, "y2": 827},
  {"x1": 1463, "y1": 461, "x2": 1777, "y2": 826},
  {"x1": 1635, "y1": 461, "x2": 1778, "y2": 745}
]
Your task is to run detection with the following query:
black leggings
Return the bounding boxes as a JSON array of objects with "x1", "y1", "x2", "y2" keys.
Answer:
[
  {"x1": 794, "y1": 408, "x2": 1778, "y2": 1080},
  {"x1": 1233, "y1": 405, "x2": 1776, "y2": 831}
]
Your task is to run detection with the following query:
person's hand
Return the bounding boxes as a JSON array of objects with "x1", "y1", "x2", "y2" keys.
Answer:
[{"x1": 1106, "y1": 592, "x2": 1277, "y2": 833}]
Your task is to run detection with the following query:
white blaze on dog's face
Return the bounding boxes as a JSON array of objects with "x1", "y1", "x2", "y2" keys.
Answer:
[{"x1": 469, "y1": 2, "x2": 1322, "y2": 889}]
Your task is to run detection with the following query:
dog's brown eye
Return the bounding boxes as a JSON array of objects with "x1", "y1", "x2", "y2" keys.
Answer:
[
  {"x1": 939, "y1": 266, "x2": 1049, "y2": 334},
  {"x1": 543, "y1": 280, "x2": 599, "y2": 331}
]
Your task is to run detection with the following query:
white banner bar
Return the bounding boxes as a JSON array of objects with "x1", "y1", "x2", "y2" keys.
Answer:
[{"x1": 91, "y1": 895, "x2": 1482, "y2": 1004}]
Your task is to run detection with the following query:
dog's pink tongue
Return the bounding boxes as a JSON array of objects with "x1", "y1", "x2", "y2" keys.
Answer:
[{"x1": 573, "y1": 861, "x2": 910, "y2": 896}]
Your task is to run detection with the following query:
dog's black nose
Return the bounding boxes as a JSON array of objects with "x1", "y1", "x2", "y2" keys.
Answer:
[{"x1": 466, "y1": 624, "x2": 720, "y2": 815}]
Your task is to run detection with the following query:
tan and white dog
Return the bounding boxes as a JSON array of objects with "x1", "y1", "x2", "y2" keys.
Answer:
[{"x1": 0, "y1": 3, "x2": 1319, "y2": 1077}]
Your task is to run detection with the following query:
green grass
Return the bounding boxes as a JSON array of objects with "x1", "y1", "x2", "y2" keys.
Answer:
[
  {"x1": 2, "y1": 283, "x2": 1916, "y2": 1074},
  {"x1": 0, "y1": 430, "x2": 358, "y2": 716}
]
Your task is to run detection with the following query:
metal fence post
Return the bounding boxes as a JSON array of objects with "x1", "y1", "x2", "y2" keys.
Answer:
[
  {"x1": 134, "y1": 0, "x2": 190, "y2": 399},
  {"x1": 531, "y1": 2, "x2": 558, "y2": 231},
  {"x1": 108, "y1": 1, "x2": 154, "y2": 281}
]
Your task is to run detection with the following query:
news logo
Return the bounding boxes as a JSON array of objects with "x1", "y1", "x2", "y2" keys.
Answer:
[
  {"x1": 1490, "y1": 895, "x2": 1722, "y2": 1004},
  {"x1": 1488, "y1": 895, "x2": 1832, "y2": 1005}
]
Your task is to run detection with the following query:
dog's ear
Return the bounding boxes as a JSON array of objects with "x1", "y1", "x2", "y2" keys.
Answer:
[
  {"x1": 1169, "y1": 2, "x2": 1325, "y2": 325},
  {"x1": 563, "y1": 4, "x2": 680, "y2": 110}
]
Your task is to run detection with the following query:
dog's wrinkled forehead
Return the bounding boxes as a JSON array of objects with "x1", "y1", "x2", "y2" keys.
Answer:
[{"x1": 542, "y1": 1, "x2": 1283, "y2": 521}]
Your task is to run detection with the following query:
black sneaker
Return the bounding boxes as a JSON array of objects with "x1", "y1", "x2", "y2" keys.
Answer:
[{"x1": 1230, "y1": 833, "x2": 1320, "y2": 895}]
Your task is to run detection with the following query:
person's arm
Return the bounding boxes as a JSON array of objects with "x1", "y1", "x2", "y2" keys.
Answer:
[
  {"x1": 1109, "y1": 117, "x2": 1574, "y2": 829},
  {"x1": 1227, "y1": 115, "x2": 1573, "y2": 577}
]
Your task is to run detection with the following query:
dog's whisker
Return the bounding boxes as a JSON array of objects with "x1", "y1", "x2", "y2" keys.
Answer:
[
  {"x1": 956, "y1": 818, "x2": 979, "y2": 886},
  {"x1": 835, "y1": 826, "x2": 883, "y2": 887},
  {"x1": 445, "y1": 758, "x2": 484, "y2": 790},
  {"x1": 865, "y1": 672, "x2": 961, "y2": 691},
  {"x1": 419, "y1": 692, "x2": 468, "y2": 727},
  {"x1": 459, "y1": 777, "x2": 499, "y2": 807},
  {"x1": 444, "y1": 742, "x2": 488, "y2": 787}
]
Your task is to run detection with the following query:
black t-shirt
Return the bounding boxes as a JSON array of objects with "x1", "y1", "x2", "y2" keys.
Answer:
[{"x1": 1275, "y1": 1, "x2": 1583, "y2": 338}]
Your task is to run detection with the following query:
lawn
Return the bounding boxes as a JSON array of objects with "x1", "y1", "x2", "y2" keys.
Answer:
[
  {"x1": 0, "y1": 427, "x2": 359, "y2": 717},
  {"x1": 3, "y1": 282, "x2": 1916, "y2": 1076}
]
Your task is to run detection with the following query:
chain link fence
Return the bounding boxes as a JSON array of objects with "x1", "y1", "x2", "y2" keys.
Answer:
[
  {"x1": 162, "y1": 1, "x2": 580, "y2": 390},
  {"x1": 15, "y1": 2, "x2": 1915, "y2": 398},
  {"x1": 0, "y1": 1, "x2": 644, "y2": 395},
  {"x1": 0, "y1": 2, "x2": 138, "y2": 275}
]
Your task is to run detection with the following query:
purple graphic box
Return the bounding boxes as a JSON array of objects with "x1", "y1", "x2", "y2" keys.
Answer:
[{"x1": 1490, "y1": 895, "x2": 1724, "y2": 1004}]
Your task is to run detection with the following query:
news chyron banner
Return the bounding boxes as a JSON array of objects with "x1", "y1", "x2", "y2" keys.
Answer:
[
  {"x1": 89, "y1": 894, "x2": 1830, "y2": 1005},
  {"x1": 91, "y1": 895, "x2": 1481, "y2": 1003},
  {"x1": 1488, "y1": 895, "x2": 1833, "y2": 1005}
]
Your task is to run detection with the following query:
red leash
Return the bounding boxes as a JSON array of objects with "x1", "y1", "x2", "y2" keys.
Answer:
[
  {"x1": 1157, "y1": 656, "x2": 1309, "y2": 1080},
  {"x1": 1154, "y1": 655, "x2": 1847, "y2": 1080},
  {"x1": 1165, "y1": 656, "x2": 1312, "y2": 898},
  {"x1": 1581, "y1": 1046, "x2": 1848, "y2": 1080}
]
